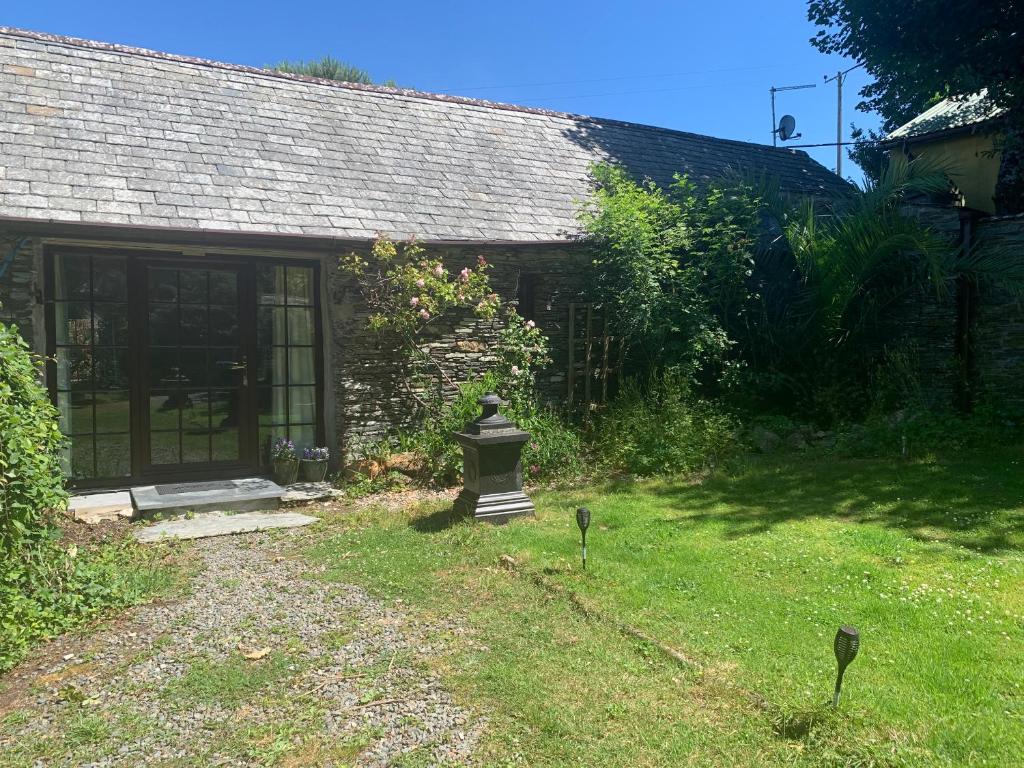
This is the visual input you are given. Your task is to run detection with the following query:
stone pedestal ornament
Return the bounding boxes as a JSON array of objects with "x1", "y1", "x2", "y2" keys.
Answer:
[{"x1": 453, "y1": 393, "x2": 535, "y2": 524}]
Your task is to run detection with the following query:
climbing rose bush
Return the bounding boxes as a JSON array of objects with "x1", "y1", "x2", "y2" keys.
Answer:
[
  {"x1": 340, "y1": 237, "x2": 499, "y2": 337},
  {"x1": 493, "y1": 309, "x2": 552, "y2": 414}
]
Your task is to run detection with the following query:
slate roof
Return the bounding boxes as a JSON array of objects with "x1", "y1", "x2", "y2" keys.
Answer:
[
  {"x1": 0, "y1": 27, "x2": 852, "y2": 243},
  {"x1": 886, "y1": 90, "x2": 1007, "y2": 144}
]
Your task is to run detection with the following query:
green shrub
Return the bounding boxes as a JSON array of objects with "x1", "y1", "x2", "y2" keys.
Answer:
[
  {"x1": 1, "y1": 322, "x2": 66, "y2": 544},
  {"x1": 0, "y1": 322, "x2": 170, "y2": 671},
  {"x1": 402, "y1": 373, "x2": 586, "y2": 486},
  {"x1": 591, "y1": 372, "x2": 740, "y2": 476}
]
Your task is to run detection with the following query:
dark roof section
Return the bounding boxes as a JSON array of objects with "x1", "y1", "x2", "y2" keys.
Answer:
[
  {"x1": 0, "y1": 27, "x2": 853, "y2": 242},
  {"x1": 886, "y1": 90, "x2": 1007, "y2": 145}
]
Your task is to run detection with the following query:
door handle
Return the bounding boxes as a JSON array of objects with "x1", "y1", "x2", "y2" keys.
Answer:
[{"x1": 229, "y1": 356, "x2": 248, "y2": 386}]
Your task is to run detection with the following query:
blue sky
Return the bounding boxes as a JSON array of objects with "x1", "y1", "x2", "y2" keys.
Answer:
[{"x1": 5, "y1": 1, "x2": 881, "y2": 182}]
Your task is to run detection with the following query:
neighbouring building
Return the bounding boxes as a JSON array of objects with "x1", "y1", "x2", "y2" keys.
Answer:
[
  {"x1": 884, "y1": 90, "x2": 1009, "y2": 215},
  {"x1": 0, "y1": 27, "x2": 849, "y2": 489}
]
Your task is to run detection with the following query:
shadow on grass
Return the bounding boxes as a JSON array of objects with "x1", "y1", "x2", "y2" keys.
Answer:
[
  {"x1": 408, "y1": 505, "x2": 470, "y2": 533},
  {"x1": 626, "y1": 449, "x2": 1024, "y2": 553}
]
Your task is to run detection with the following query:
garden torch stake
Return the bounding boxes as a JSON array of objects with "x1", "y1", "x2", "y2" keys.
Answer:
[
  {"x1": 576, "y1": 507, "x2": 591, "y2": 571},
  {"x1": 832, "y1": 625, "x2": 860, "y2": 706}
]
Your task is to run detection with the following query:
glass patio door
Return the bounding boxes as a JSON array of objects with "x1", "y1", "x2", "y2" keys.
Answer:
[{"x1": 142, "y1": 262, "x2": 254, "y2": 473}]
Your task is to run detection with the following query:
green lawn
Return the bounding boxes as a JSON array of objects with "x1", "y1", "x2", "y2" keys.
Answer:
[{"x1": 307, "y1": 449, "x2": 1024, "y2": 767}]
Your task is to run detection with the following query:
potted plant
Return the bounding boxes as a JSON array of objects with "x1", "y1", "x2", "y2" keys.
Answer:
[
  {"x1": 300, "y1": 446, "x2": 330, "y2": 482},
  {"x1": 270, "y1": 437, "x2": 298, "y2": 486}
]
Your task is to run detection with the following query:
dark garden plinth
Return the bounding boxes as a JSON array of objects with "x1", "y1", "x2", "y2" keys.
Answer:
[{"x1": 453, "y1": 393, "x2": 535, "y2": 524}]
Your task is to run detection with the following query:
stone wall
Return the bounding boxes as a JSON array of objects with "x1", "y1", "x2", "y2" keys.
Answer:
[
  {"x1": 327, "y1": 242, "x2": 591, "y2": 455},
  {"x1": 973, "y1": 214, "x2": 1024, "y2": 407},
  {"x1": 0, "y1": 232, "x2": 39, "y2": 343}
]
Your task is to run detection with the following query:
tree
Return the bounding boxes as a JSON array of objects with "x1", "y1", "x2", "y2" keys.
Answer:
[
  {"x1": 272, "y1": 55, "x2": 381, "y2": 85},
  {"x1": 808, "y1": 0, "x2": 1024, "y2": 206}
]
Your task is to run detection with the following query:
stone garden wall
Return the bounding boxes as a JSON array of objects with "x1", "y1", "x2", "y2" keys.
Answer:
[
  {"x1": 326, "y1": 242, "x2": 591, "y2": 454},
  {"x1": 973, "y1": 214, "x2": 1024, "y2": 407},
  {"x1": 0, "y1": 232, "x2": 39, "y2": 343}
]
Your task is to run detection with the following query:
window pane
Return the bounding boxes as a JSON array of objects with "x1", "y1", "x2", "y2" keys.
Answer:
[
  {"x1": 257, "y1": 386, "x2": 288, "y2": 426},
  {"x1": 256, "y1": 265, "x2": 286, "y2": 305},
  {"x1": 149, "y1": 390, "x2": 180, "y2": 431},
  {"x1": 287, "y1": 307, "x2": 314, "y2": 345},
  {"x1": 289, "y1": 425, "x2": 314, "y2": 451},
  {"x1": 288, "y1": 386, "x2": 316, "y2": 424},
  {"x1": 55, "y1": 254, "x2": 91, "y2": 300},
  {"x1": 181, "y1": 431, "x2": 210, "y2": 464},
  {"x1": 288, "y1": 348, "x2": 315, "y2": 385},
  {"x1": 93, "y1": 348, "x2": 129, "y2": 390},
  {"x1": 93, "y1": 303, "x2": 128, "y2": 346},
  {"x1": 148, "y1": 268, "x2": 178, "y2": 302},
  {"x1": 70, "y1": 437, "x2": 95, "y2": 479},
  {"x1": 148, "y1": 304, "x2": 178, "y2": 346},
  {"x1": 256, "y1": 347, "x2": 287, "y2": 387},
  {"x1": 150, "y1": 430, "x2": 180, "y2": 465},
  {"x1": 95, "y1": 433, "x2": 131, "y2": 477},
  {"x1": 94, "y1": 390, "x2": 130, "y2": 434},
  {"x1": 56, "y1": 347, "x2": 92, "y2": 391},
  {"x1": 92, "y1": 256, "x2": 127, "y2": 301},
  {"x1": 257, "y1": 306, "x2": 286, "y2": 347},
  {"x1": 179, "y1": 305, "x2": 209, "y2": 345},
  {"x1": 58, "y1": 391, "x2": 93, "y2": 435},
  {"x1": 209, "y1": 305, "x2": 239, "y2": 345},
  {"x1": 210, "y1": 348, "x2": 243, "y2": 388},
  {"x1": 176, "y1": 348, "x2": 207, "y2": 387},
  {"x1": 210, "y1": 389, "x2": 241, "y2": 430},
  {"x1": 212, "y1": 427, "x2": 239, "y2": 462},
  {"x1": 209, "y1": 270, "x2": 237, "y2": 304},
  {"x1": 181, "y1": 394, "x2": 210, "y2": 436},
  {"x1": 178, "y1": 269, "x2": 207, "y2": 303},
  {"x1": 55, "y1": 302, "x2": 92, "y2": 345},
  {"x1": 286, "y1": 267, "x2": 313, "y2": 306}
]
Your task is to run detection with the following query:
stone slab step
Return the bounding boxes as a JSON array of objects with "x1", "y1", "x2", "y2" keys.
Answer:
[
  {"x1": 134, "y1": 511, "x2": 319, "y2": 543},
  {"x1": 131, "y1": 478, "x2": 284, "y2": 517},
  {"x1": 281, "y1": 481, "x2": 342, "y2": 504},
  {"x1": 68, "y1": 491, "x2": 135, "y2": 524}
]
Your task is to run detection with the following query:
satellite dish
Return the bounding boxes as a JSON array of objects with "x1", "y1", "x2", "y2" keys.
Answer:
[{"x1": 778, "y1": 114, "x2": 797, "y2": 141}]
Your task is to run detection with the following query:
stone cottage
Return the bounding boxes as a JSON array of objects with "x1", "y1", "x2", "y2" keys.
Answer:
[{"x1": 0, "y1": 27, "x2": 848, "y2": 489}]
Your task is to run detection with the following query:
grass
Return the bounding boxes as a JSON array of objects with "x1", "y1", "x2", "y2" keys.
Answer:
[{"x1": 305, "y1": 448, "x2": 1024, "y2": 767}]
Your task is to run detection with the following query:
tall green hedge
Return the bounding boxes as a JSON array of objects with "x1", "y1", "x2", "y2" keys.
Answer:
[{"x1": 0, "y1": 320, "x2": 66, "y2": 541}]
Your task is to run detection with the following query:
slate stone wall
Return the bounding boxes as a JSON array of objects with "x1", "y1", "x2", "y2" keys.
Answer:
[
  {"x1": 0, "y1": 232, "x2": 38, "y2": 343},
  {"x1": 327, "y1": 242, "x2": 590, "y2": 455},
  {"x1": 973, "y1": 214, "x2": 1024, "y2": 407}
]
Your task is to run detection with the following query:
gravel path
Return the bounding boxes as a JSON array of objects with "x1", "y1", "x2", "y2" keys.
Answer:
[{"x1": 0, "y1": 529, "x2": 485, "y2": 767}]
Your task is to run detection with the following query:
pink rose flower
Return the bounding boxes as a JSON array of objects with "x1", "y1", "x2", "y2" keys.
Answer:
[
  {"x1": 434, "y1": 264, "x2": 444, "y2": 277},
  {"x1": 459, "y1": 267, "x2": 471, "y2": 282},
  {"x1": 525, "y1": 320, "x2": 536, "y2": 329},
  {"x1": 529, "y1": 464, "x2": 540, "y2": 475},
  {"x1": 510, "y1": 365, "x2": 521, "y2": 376},
  {"x1": 415, "y1": 278, "x2": 425, "y2": 288},
  {"x1": 409, "y1": 296, "x2": 420, "y2": 306},
  {"x1": 419, "y1": 308, "x2": 430, "y2": 320}
]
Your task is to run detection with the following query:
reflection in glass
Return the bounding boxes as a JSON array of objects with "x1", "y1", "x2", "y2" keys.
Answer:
[
  {"x1": 289, "y1": 348, "x2": 315, "y2": 385},
  {"x1": 95, "y1": 433, "x2": 130, "y2": 477}
]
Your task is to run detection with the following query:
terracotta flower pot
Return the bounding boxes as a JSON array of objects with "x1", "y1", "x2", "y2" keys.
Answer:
[
  {"x1": 299, "y1": 458, "x2": 328, "y2": 482},
  {"x1": 272, "y1": 457, "x2": 298, "y2": 486}
]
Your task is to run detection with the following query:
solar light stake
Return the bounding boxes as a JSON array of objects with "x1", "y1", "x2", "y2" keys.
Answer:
[
  {"x1": 576, "y1": 507, "x2": 591, "y2": 571},
  {"x1": 832, "y1": 625, "x2": 860, "y2": 706}
]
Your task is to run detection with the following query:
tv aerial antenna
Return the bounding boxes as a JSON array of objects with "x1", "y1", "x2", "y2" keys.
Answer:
[{"x1": 770, "y1": 83, "x2": 815, "y2": 146}]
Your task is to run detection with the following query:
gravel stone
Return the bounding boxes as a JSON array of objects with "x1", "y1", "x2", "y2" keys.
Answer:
[{"x1": 0, "y1": 530, "x2": 486, "y2": 766}]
